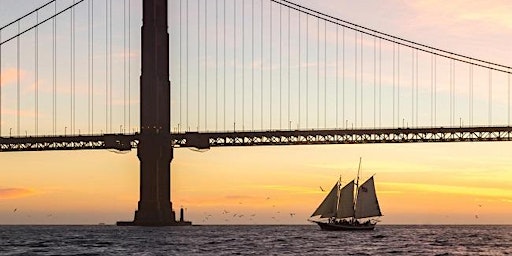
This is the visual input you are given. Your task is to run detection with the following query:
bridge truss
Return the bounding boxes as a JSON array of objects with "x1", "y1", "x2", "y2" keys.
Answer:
[{"x1": 2, "y1": 126, "x2": 512, "y2": 152}]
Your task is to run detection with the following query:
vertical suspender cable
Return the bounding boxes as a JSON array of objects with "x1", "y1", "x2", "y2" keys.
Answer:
[
  {"x1": 305, "y1": 14, "x2": 308, "y2": 128},
  {"x1": 354, "y1": 30, "x2": 357, "y2": 127},
  {"x1": 105, "y1": 0, "x2": 108, "y2": 133},
  {"x1": 70, "y1": 0, "x2": 74, "y2": 134},
  {"x1": 251, "y1": 0, "x2": 254, "y2": 131},
  {"x1": 260, "y1": 0, "x2": 263, "y2": 130},
  {"x1": 453, "y1": 60, "x2": 455, "y2": 127},
  {"x1": 411, "y1": 49, "x2": 414, "y2": 127},
  {"x1": 233, "y1": 0, "x2": 238, "y2": 130},
  {"x1": 373, "y1": 37, "x2": 376, "y2": 128},
  {"x1": 316, "y1": 18, "x2": 319, "y2": 128},
  {"x1": 128, "y1": 0, "x2": 131, "y2": 132},
  {"x1": 279, "y1": 4, "x2": 282, "y2": 129},
  {"x1": 470, "y1": 64, "x2": 473, "y2": 126},
  {"x1": 109, "y1": 0, "x2": 113, "y2": 133},
  {"x1": 269, "y1": 0, "x2": 272, "y2": 129},
  {"x1": 252, "y1": 0, "x2": 255, "y2": 130},
  {"x1": 397, "y1": 44, "x2": 400, "y2": 127},
  {"x1": 53, "y1": 2, "x2": 57, "y2": 135},
  {"x1": 91, "y1": 0, "x2": 94, "y2": 133},
  {"x1": 224, "y1": 0, "x2": 226, "y2": 130},
  {"x1": 216, "y1": 0, "x2": 218, "y2": 131},
  {"x1": 287, "y1": 7, "x2": 290, "y2": 129},
  {"x1": 105, "y1": 1, "x2": 109, "y2": 133},
  {"x1": 452, "y1": 61, "x2": 456, "y2": 124},
  {"x1": 323, "y1": 20, "x2": 326, "y2": 128},
  {"x1": 35, "y1": 11, "x2": 39, "y2": 135},
  {"x1": 335, "y1": 26, "x2": 338, "y2": 128},
  {"x1": 379, "y1": 38, "x2": 381, "y2": 127},
  {"x1": 0, "y1": 31, "x2": 2, "y2": 136},
  {"x1": 342, "y1": 27, "x2": 344, "y2": 128},
  {"x1": 234, "y1": 0, "x2": 236, "y2": 130},
  {"x1": 204, "y1": 0, "x2": 208, "y2": 130},
  {"x1": 123, "y1": 0, "x2": 127, "y2": 133},
  {"x1": 489, "y1": 68, "x2": 492, "y2": 125},
  {"x1": 434, "y1": 55, "x2": 437, "y2": 126},
  {"x1": 186, "y1": 0, "x2": 189, "y2": 130},
  {"x1": 508, "y1": 73, "x2": 510, "y2": 126},
  {"x1": 508, "y1": 72, "x2": 510, "y2": 126},
  {"x1": 242, "y1": 0, "x2": 245, "y2": 130},
  {"x1": 179, "y1": 0, "x2": 182, "y2": 131},
  {"x1": 449, "y1": 59, "x2": 452, "y2": 126},
  {"x1": 88, "y1": 0, "x2": 91, "y2": 133},
  {"x1": 431, "y1": 55, "x2": 433, "y2": 127},
  {"x1": 298, "y1": 11, "x2": 300, "y2": 128},
  {"x1": 70, "y1": 1, "x2": 73, "y2": 134},
  {"x1": 72, "y1": 0, "x2": 76, "y2": 134},
  {"x1": 416, "y1": 50, "x2": 418, "y2": 126},
  {"x1": 198, "y1": 0, "x2": 201, "y2": 131},
  {"x1": 0, "y1": 30, "x2": 2, "y2": 136},
  {"x1": 17, "y1": 21, "x2": 20, "y2": 136},
  {"x1": 360, "y1": 33, "x2": 363, "y2": 128},
  {"x1": 392, "y1": 43, "x2": 395, "y2": 128}
]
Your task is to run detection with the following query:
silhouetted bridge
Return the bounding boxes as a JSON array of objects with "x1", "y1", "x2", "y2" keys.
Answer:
[{"x1": 3, "y1": 126, "x2": 512, "y2": 152}]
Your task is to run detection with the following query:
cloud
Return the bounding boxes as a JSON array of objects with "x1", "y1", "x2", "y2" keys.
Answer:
[
  {"x1": 224, "y1": 195, "x2": 255, "y2": 200},
  {"x1": 381, "y1": 181, "x2": 512, "y2": 199},
  {"x1": 0, "y1": 187, "x2": 35, "y2": 199},
  {"x1": 407, "y1": 0, "x2": 512, "y2": 29},
  {"x1": 0, "y1": 68, "x2": 26, "y2": 87}
]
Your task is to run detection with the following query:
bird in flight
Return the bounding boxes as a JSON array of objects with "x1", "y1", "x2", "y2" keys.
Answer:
[
  {"x1": 13, "y1": 208, "x2": 17, "y2": 212},
  {"x1": 320, "y1": 186, "x2": 325, "y2": 192},
  {"x1": 290, "y1": 213, "x2": 296, "y2": 217}
]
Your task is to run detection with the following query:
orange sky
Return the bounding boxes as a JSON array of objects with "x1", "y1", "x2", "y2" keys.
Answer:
[
  {"x1": 2, "y1": 141, "x2": 512, "y2": 225},
  {"x1": 1, "y1": 0, "x2": 512, "y2": 225}
]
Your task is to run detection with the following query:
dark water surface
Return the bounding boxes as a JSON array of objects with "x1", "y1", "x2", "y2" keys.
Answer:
[{"x1": 1, "y1": 225, "x2": 511, "y2": 255}]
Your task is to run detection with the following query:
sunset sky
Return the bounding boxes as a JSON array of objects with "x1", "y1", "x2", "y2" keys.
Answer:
[{"x1": 1, "y1": 0, "x2": 512, "y2": 225}]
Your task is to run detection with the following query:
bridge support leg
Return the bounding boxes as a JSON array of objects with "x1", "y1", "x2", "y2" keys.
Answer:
[{"x1": 117, "y1": 0, "x2": 190, "y2": 227}]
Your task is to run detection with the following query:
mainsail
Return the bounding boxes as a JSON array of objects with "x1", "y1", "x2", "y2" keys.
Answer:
[
  {"x1": 310, "y1": 182, "x2": 338, "y2": 218},
  {"x1": 336, "y1": 180, "x2": 355, "y2": 218},
  {"x1": 355, "y1": 176, "x2": 382, "y2": 218}
]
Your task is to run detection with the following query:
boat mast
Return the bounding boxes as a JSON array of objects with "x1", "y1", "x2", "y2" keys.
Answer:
[
  {"x1": 335, "y1": 175, "x2": 341, "y2": 219},
  {"x1": 353, "y1": 157, "x2": 362, "y2": 220}
]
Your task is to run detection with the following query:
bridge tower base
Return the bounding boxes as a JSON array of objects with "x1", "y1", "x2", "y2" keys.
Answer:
[{"x1": 116, "y1": 0, "x2": 191, "y2": 227}]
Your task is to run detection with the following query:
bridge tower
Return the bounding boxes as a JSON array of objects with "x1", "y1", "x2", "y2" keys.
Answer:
[{"x1": 117, "y1": 0, "x2": 190, "y2": 226}]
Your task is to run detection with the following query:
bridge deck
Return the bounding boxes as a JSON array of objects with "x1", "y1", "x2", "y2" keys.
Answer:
[{"x1": 1, "y1": 127, "x2": 512, "y2": 152}]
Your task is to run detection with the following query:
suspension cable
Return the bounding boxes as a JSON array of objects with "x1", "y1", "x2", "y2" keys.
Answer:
[
  {"x1": 0, "y1": 0, "x2": 56, "y2": 31},
  {"x1": 273, "y1": 0, "x2": 512, "y2": 72},
  {"x1": 1, "y1": 1, "x2": 86, "y2": 48}
]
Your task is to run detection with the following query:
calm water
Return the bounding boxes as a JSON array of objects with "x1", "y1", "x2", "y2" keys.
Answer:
[{"x1": 1, "y1": 225, "x2": 511, "y2": 255}]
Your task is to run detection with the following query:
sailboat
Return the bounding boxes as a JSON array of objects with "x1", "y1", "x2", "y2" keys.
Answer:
[{"x1": 309, "y1": 158, "x2": 382, "y2": 231}]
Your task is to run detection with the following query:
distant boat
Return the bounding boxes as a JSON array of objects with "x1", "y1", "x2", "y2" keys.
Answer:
[{"x1": 309, "y1": 158, "x2": 382, "y2": 231}]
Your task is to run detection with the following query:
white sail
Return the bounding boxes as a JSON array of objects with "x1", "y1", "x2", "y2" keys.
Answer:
[
  {"x1": 355, "y1": 176, "x2": 382, "y2": 219},
  {"x1": 336, "y1": 180, "x2": 355, "y2": 218},
  {"x1": 311, "y1": 182, "x2": 338, "y2": 218}
]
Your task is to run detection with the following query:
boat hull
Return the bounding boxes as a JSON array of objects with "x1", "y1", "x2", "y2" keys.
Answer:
[{"x1": 313, "y1": 221, "x2": 376, "y2": 231}]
